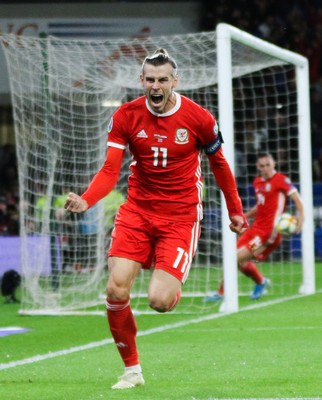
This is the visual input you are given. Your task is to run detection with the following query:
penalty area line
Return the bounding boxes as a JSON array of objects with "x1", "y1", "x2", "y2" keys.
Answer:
[{"x1": 0, "y1": 291, "x2": 318, "y2": 371}]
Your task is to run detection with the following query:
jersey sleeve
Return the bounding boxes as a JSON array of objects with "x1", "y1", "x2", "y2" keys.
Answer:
[
  {"x1": 195, "y1": 108, "x2": 242, "y2": 215},
  {"x1": 198, "y1": 109, "x2": 223, "y2": 156},
  {"x1": 81, "y1": 106, "x2": 129, "y2": 207},
  {"x1": 207, "y1": 147, "x2": 244, "y2": 217},
  {"x1": 81, "y1": 146, "x2": 124, "y2": 207},
  {"x1": 280, "y1": 174, "x2": 298, "y2": 196},
  {"x1": 106, "y1": 106, "x2": 129, "y2": 150}
]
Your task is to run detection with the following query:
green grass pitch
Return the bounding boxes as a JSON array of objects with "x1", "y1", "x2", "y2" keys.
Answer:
[{"x1": 1, "y1": 263, "x2": 322, "y2": 400}]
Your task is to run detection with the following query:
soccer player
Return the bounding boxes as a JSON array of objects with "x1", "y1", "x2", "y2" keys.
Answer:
[
  {"x1": 206, "y1": 152, "x2": 304, "y2": 302},
  {"x1": 64, "y1": 48, "x2": 248, "y2": 389}
]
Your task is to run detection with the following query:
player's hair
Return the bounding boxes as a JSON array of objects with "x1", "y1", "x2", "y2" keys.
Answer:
[
  {"x1": 256, "y1": 152, "x2": 274, "y2": 161},
  {"x1": 141, "y1": 48, "x2": 178, "y2": 77}
]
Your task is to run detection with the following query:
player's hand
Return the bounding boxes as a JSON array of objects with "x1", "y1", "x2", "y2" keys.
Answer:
[
  {"x1": 295, "y1": 214, "x2": 304, "y2": 234},
  {"x1": 64, "y1": 192, "x2": 89, "y2": 213},
  {"x1": 229, "y1": 214, "x2": 249, "y2": 234}
]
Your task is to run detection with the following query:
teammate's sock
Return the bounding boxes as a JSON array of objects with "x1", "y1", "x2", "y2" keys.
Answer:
[
  {"x1": 218, "y1": 281, "x2": 224, "y2": 295},
  {"x1": 239, "y1": 261, "x2": 264, "y2": 284},
  {"x1": 106, "y1": 297, "x2": 139, "y2": 367}
]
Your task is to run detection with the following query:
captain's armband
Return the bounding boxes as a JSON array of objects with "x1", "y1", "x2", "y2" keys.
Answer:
[{"x1": 204, "y1": 131, "x2": 224, "y2": 156}]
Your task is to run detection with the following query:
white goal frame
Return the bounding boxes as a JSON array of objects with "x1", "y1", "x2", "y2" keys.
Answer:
[
  {"x1": 0, "y1": 23, "x2": 316, "y2": 315},
  {"x1": 217, "y1": 23, "x2": 315, "y2": 312}
]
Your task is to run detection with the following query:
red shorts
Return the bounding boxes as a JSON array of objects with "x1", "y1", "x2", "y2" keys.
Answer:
[
  {"x1": 108, "y1": 205, "x2": 200, "y2": 283},
  {"x1": 237, "y1": 226, "x2": 282, "y2": 261}
]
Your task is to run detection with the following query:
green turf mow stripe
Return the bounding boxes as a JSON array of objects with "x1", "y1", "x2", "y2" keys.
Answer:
[{"x1": 1, "y1": 291, "x2": 321, "y2": 371}]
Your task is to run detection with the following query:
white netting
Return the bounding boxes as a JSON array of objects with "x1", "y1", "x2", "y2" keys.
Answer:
[
  {"x1": 232, "y1": 62, "x2": 304, "y2": 297},
  {"x1": 0, "y1": 28, "x2": 308, "y2": 314}
]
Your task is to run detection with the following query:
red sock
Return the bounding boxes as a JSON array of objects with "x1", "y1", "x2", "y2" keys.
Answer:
[
  {"x1": 239, "y1": 261, "x2": 264, "y2": 284},
  {"x1": 106, "y1": 297, "x2": 139, "y2": 367},
  {"x1": 218, "y1": 281, "x2": 224, "y2": 295}
]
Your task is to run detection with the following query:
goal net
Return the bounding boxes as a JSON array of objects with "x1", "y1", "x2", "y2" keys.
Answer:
[{"x1": 0, "y1": 23, "x2": 314, "y2": 315}]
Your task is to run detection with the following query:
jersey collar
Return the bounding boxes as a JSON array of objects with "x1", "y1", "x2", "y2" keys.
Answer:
[{"x1": 261, "y1": 170, "x2": 277, "y2": 181}]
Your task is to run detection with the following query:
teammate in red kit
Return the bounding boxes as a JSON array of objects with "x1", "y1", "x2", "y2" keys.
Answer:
[
  {"x1": 206, "y1": 152, "x2": 304, "y2": 302},
  {"x1": 64, "y1": 48, "x2": 248, "y2": 389}
]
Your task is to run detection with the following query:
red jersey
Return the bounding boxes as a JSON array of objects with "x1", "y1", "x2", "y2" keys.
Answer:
[
  {"x1": 107, "y1": 93, "x2": 220, "y2": 221},
  {"x1": 252, "y1": 172, "x2": 297, "y2": 232},
  {"x1": 82, "y1": 92, "x2": 243, "y2": 222}
]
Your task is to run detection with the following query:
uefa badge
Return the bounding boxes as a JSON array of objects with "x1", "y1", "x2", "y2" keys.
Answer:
[
  {"x1": 107, "y1": 117, "x2": 113, "y2": 133},
  {"x1": 214, "y1": 122, "x2": 219, "y2": 135},
  {"x1": 175, "y1": 128, "x2": 189, "y2": 144}
]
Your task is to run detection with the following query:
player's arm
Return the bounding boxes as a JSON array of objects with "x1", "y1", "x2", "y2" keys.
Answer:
[
  {"x1": 64, "y1": 146, "x2": 124, "y2": 213},
  {"x1": 290, "y1": 190, "x2": 304, "y2": 233},
  {"x1": 245, "y1": 204, "x2": 257, "y2": 221},
  {"x1": 206, "y1": 147, "x2": 248, "y2": 234}
]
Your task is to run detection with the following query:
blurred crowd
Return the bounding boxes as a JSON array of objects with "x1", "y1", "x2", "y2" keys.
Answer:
[
  {"x1": 0, "y1": 143, "x2": 19, "y2": 236},
  {"x1": 200, "y1": 0, "x2": 322, "y2": 181}
]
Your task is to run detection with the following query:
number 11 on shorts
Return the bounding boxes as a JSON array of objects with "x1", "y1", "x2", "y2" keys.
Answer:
[{"x1": 173, "y1": 247, "x2": 189, "y2": 273}]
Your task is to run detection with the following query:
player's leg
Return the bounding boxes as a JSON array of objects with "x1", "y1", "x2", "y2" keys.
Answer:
[
  {"x1": 106, "y1": 256, "x2": 145, "y2": 389},
  {"x1": 148, "y1": 219, "x2": 200, "y2": 312},
  {"x1": 238, "y1": 246, "x2": 269, "y2": 299},
  {"x1": 248, "y1": 235, "x2": 282, "y2": 299},
  {"x1": 106, "y1": 207, "x2": 153, "y2": 389},
  {"x1": 206, "y1": 229, "x2": 274, "y2": 302},
  {"x1": 204, "y1": 230, "x2": 264, "y2": 302},
  {"x1": 237, "y1": 231, "x2": 282, "y2": 299},
  {"x1": 237, "y1": 229, "x2": 266, "y2": 283},
  {"x1": 204, "y1": 247, "x2": 263, "y2": 302},
  {"x1": 203, "y1": 280, "x2": 224, "y2": 302},
  {"x1": 238, "y1": 248, "x2": 270, "y2": 300},
  {"x1": 148, "y1": 269, "x2": 182, "y2": 312},
  {"x1": 106, "y1": 257, "x2": 141, "y2": 369},
  {"x1": 237, "y1": 246, "x2": 265, "y2": 283}
]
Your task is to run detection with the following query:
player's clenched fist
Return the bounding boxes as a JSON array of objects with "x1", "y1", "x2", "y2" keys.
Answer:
[
  {"x1": 64, "y1": 192, "x2": 89, "y2": 213},
  {"x1": 229, "y1": 214, "x2": 249, "y2": 235}
]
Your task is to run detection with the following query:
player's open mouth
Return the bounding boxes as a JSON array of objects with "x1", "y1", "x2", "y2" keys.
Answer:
[{"x1": 151, "y1": 94, "x2": 163, "y2": 104}]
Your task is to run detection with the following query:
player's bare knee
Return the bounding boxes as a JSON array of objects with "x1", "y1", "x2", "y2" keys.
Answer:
[
  {"x1": 106, "y1": 280, "x2": 128, "y2": 301},
  {"x1": 148, "y1": 296, "x2": 170, "y2": 313},
  {"x1": 149, "y1": 301, "x2": 168, "y2": 313}
]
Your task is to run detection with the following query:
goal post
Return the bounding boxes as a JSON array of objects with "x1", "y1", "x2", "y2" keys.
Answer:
[
  {"x1": 217, "y1": 23, "x2": 315, "y2": 312},
  {"x1": 0, "y1": 23, "x2": 315, "y2": 316}
]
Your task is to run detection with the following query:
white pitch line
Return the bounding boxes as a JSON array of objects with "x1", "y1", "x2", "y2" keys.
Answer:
[
  {"x1": 204, "y1": 398, "x2": 322, "y2": 400},
  {"x1": 0, "y1": 292, "x2": 320, "y2": 371},
  {"x1": 175, "y1": 326, "x2": 322, "y2": 333}
]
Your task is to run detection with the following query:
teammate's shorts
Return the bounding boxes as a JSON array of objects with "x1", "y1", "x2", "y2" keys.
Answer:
[
  {"x1": 237, "y1": 226, "x2": 282, "y2": 261},
  {"x1": 108, "y1": 206, "x2": 200, "y2": 283}
]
